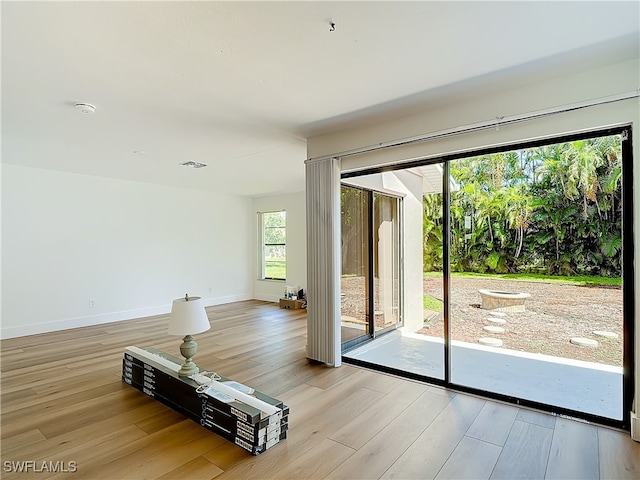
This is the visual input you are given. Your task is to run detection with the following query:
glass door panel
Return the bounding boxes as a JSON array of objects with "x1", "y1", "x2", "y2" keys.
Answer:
[
  {"x1": 343, "y1": 167, "x2": 445, "y2": 381},
  {"x1": 373, "y1": 193, "x2": 400, "y2": 333},
  {"x1": 420, "y1": 168, "x2": 445, "y2": 380},
  {"x1": 448, "y1": 136, "x2": 625, "y2": 421},
  {"x1": 340, "y1": 186, "x2": 370, "y2": 345}
]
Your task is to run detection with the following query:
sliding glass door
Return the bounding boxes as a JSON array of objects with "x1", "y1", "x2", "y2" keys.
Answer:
[
  {"x1": 341, "y1": 184, "x2": 401, "y2": 349},
  {"x1": 342, "y1": 127, "x2": 633, "y2": 428}
]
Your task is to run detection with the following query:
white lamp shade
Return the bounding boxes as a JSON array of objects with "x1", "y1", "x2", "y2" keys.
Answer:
[{"x1": 168, "y1": 296, "x2": 210, "y2": 336}]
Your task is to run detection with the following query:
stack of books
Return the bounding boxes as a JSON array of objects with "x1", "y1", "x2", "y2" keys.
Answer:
[{"x1": 122, "y1": 346, "x2": 288, "y2": 455}]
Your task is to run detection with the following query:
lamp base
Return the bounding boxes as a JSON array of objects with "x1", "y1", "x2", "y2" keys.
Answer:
[
  {"x1": 178, "y1": 334, "x2": 200, "y2": 377},
  {"x1": 178, "y1": 359, "x2": 199, "y2": 377}
]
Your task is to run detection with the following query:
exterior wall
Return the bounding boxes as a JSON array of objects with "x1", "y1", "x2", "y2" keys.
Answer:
[{"x1": 383, "y1": 170, "x2": 424, "y2": 334}]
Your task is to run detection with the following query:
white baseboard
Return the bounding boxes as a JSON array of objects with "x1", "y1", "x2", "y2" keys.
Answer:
[
  {"x1": 201, "y1": 293, "x2": 252, "y2": 308},
  {"x1": 253, "y1": 294, "x2": 281, "y2": 303},
  {"x1": 631, "y1": 411, "x2": 640, "y2": 442},
  {"x1": 0, "y1": 294, "x2": 253, "y2": 339},
  {"x1": 0, "y1": 306, "x2": 169, "y2": 339}
]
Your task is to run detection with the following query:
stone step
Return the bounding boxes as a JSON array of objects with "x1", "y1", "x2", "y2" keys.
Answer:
[
  {"x1": 486, "y1": 317, "x2": 507, "y2": 325},
  {"x1": 478, "y1": 337, "x2": 503, "y2": 347},
  {"x1": 483, "y1": 325, "x2": 505, "y2": 334},
  {"x1": 592, "y1": 330, "x2": 618, "y2": 339},
  {"x1": 570, "y1": 337, "x2": 598, "y2": 347}
]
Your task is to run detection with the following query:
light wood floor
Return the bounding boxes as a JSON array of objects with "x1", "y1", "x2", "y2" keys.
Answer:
[{"x1": 1, "y1": 300, "x2": 638, "y2": 479}]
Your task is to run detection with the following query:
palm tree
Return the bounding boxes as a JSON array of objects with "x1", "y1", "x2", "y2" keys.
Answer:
[{"x1": 562, "y1": 139, "x2": 605, "y2": 219}]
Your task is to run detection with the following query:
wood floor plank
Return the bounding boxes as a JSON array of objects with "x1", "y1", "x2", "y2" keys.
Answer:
[
  {"x1": 214, "y1": 366, "x2": 392, "y2": 479},
  {"x1": 208, "y1": 357, "x2": 283, "y2": 386},
  {"x1": 1, "y1": 364, "x2": 70, "y2": 389},
  {"x1": 37, "y1": 388, "x2": 153, "y2": 439},
  {"x1": 35, "y1": 425, "x2": 151, "y2": 480},
  {"x1": 466, "y1": 400, "x2": 519, "y2": 446},
  {"x1": 304, "y1": 362, "x2": 362, "y2": 390},
  {"x1": 598, "y1": 426, "x2": 640, "y2": 479},
  {"x1": 490, "y1": 420, "x2": 554, "y2": 480},
  {"x1": 380, "y1": 393, "x2": 486, "y2": 480},
  {"x1": 2, "y1": 300, "x2": 637, "y2": 480},
  {"x1": 0, "y1": 428, "x2": 46, "y2": 456},
  {"x1": 157, "y1": 455, "x2": 224, "y2": 480},
  {"x1": 91, "y1": 434, "x2": 220, "y2": 480},
  {"x1": 74, "y1": 420, "x2": 217, "y2": 480},
  {"x1": 324, "y1": 389, "x2": 454, "y2": 480},
  {"x1": 2, "y1": 398, "x2": 172, "y2": 459},
  {"x1": 351, "y1": 368, "x2": 405, "y2": 394},
  {"x1": 217, "y1": 383, "x2": 386, "y2": 480},
  {"x1": 515, "y1": 408, "x2": 557, "y2": 429},
  {"x1": 201, "y1": 436, "x2": 251, "y2": 471},
  {"x1": 328, "y1": 379, "x2": 428, "y2": 449},
  {"x1": 134, "y1": 407, "x2": 188, "y2": 435},
  {"x1": 1, "y1": 385, "x2": 150, "y2": 440},
  {"x1": 2, "y1": 375, "x2": 125, "y2": 418},
  {"x1": 0, "y1": 386, "x2": 38, "y2": 404},
  {"x1": 237, "y1": 357, "x2": 323, "y2": 398},
  {"x1": 425, "y1": 384, "x2": 457, "y2": 398},
  {"x1": 0, "y1": 342, "x2": 109, "y2": 372},
  {"x1": 269, "y1": 438, "x2": 356, "y2": 480},
  {"x1": 435, "y1": 436, "x2": 502, "y2": 480},
  {"x1": 546, "y1": 418, "x2": 599, "y2": 480}
]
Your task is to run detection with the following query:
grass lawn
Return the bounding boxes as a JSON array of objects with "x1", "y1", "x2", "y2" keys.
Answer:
[
  {"x1": 423, "y1": 271, "x2": 621, "y2": 287},
  {"x1": 265, "y1": 259, "x2": 286, "y2": 280},
  {"x1": 423, "y1": 294, "x2": 444, "y2": 311}
]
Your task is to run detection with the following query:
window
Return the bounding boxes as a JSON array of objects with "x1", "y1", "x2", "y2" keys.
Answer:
[{"x1": 259, "y1": 211, "x2": 286, "y2": 280}]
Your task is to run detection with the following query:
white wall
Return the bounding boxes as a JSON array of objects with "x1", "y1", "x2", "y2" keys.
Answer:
[
  {"x1": 308, "y1": 57, "x2": 640, "y2": 438},
  {"x1": 1, "y1": 164, "x2": 254, "y2": 338},
  {"x1": 252, "y1": 191, "x2": 306, "y2": 302}
]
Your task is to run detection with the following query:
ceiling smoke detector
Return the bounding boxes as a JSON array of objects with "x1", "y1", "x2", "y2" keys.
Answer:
[
  {"x1": 180, "y1": 161, "x2": 207, "y2": 168},
  {"x1": 75, "y1": 103, "x2": 96, "y2": 114}
]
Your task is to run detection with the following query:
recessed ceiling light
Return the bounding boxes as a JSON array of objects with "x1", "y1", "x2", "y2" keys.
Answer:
[
  {"x1": 180, "y1": 161, "x2": 207, "y2": 168},
  {"x1": 75, "y1": 103, "x2": 96, "y2": 114}
]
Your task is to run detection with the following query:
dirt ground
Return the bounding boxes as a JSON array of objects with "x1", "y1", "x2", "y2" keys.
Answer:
[{"x1": 341, "y1": 276, "x2": 623, "y2": 367}]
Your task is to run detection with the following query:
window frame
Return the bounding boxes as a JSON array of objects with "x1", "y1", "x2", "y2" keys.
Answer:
[{"x1": 258, "y1": 210, "x2": 287, "y2": 281}]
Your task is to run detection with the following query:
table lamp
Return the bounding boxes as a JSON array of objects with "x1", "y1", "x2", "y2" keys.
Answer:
[{"x1": 168, "y1": 294, "x2": 210, "y2": 376}]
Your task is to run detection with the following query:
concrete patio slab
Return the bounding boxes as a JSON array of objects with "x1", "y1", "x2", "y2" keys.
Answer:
[{"x1": 343, "y1": 330, "x2": 623, "y2": 420}]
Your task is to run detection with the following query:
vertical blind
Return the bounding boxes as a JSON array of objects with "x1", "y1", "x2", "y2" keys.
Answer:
[{"x1": 305, "y1": 157, "x2": 341, "y2": 366}]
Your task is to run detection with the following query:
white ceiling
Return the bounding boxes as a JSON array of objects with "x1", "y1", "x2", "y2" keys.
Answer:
[{"x1": 2, "y1": 1, "x2": 639, "y2": 197}]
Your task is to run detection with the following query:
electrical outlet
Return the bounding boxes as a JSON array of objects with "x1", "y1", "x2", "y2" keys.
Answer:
[{"x1": 89, "y1": 299, "x2": 96, "y2": 308}]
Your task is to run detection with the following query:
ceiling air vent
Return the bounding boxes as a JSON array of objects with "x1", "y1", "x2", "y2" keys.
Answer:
[{"x1": 179, "y1": 161, "x2": 207, "y2": 168}]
